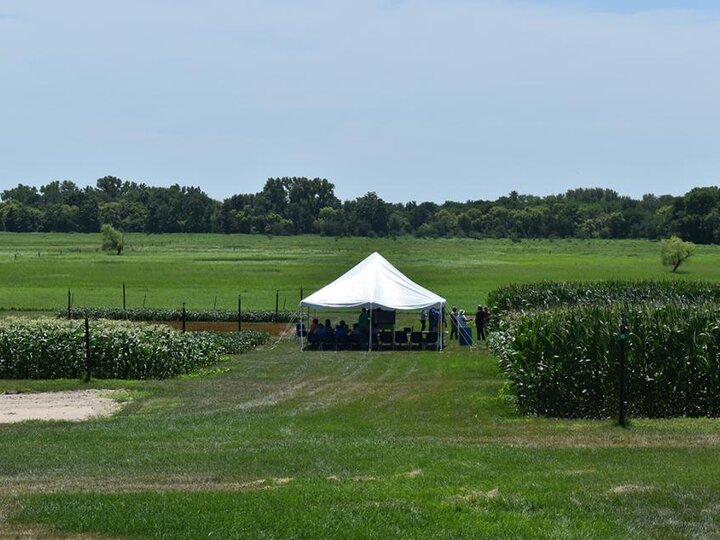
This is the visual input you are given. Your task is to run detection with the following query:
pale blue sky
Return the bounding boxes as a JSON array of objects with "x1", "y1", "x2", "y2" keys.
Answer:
[{"x1": 1, "y1": 0, "x2": 719, "y2": 203}]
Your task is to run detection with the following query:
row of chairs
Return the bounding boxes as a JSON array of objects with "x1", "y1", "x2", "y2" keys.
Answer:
[
  {"x1": 377, "y1": 330, "x2": 439, "y2": 351},
  {"x1": 303, "y1": 330, "x2": 439, "y2": 351}
]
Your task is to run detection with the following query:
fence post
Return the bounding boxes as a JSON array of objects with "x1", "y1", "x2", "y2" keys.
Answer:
[
  {"x1": 238, "y1": 295, "x2": 242, "y2": 332},
  {"x1": 122, "y1": 282, "x2": 126, "y2": 311},
  {"x1": 300, "y1": 286, "x2": 303, "y2": 301},
  {"x1": 84, "y1": 315, "x2": 92, "y2": 382},
  {"x1": 618, "y1": 316, "x2": 628, "y2": 427},
  {"x1": 182, "y1": 302, "x2": 186, "y2": 333},
  {"x1": 275, "y1": 290, "x2": 279, "y2": 316},
  {"x1": 67, "y1": 289, "x2": 72, "y2": 319}
]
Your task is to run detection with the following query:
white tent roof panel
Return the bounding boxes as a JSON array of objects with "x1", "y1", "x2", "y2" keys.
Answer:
[{"x1": 300, "y1": 252, "x2": 445, "y2": 310}]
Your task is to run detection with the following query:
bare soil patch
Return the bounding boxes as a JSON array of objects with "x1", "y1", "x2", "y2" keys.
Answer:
[
  {"x1": 162, "y1": 321, "x2": 288, "y2": 335},
  {"x1": 0, "y1": 390, "x2": 126, "y2": 424}
]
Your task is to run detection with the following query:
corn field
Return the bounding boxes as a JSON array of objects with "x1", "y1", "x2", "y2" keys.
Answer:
[
  {"x1": 0, "y1": 318, "x2": 268, "y2": 380},
  {"x1": 489, "y1": 302, "x2": 720, "y2": 418},
  {"x1": 487, "y1": 280, "x2": 720, "y2": 323}
]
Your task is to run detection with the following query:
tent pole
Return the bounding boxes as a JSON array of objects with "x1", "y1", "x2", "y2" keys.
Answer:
[
  {"x1": 438, "y1": 302, "x2": 443, "y2": 352},
  {"x1": 369, "y1": 303, "x2": 372, "y2": 353},
  {"x1": 300, "y1": 304, "x2": 304, "y2": 352}
]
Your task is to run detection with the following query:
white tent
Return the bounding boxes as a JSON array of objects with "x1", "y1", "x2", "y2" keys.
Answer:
[{"x1": 299, "y1": 252, "x2": 446, "y2": 350}]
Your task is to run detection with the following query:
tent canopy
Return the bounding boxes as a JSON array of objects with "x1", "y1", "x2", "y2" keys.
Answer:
[{"x1": 300, "y1": 252, "x2": 446, "y2": 310}]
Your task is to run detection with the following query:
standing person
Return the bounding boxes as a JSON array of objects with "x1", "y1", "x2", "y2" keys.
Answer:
[
  {"x1": 475, "y1": 305, "x2": 486, "y2": 341},
  {"x1": 484, "y1": 307, "x2": 492, "y2": 328},
  {"x1": 419, "y1": 309, "x2": 427, "y2": 331},
  {"x1": 428, "y1": 307, "x2": 436, "y2": 332},
  {"x1": 449, "y1": 306, "x2": 459, "y2": 340},
  {"x1": 358, "y1": 307, "x2": 370, "y2": 350}
]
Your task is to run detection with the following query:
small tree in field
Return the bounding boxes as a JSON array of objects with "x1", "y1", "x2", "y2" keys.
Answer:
[
  {"x1": 661, "y1": 235, "x2": 694, "y2": 273},
  {"x1": 101, "y1": 224, "x2": 124, "y2": 255}
]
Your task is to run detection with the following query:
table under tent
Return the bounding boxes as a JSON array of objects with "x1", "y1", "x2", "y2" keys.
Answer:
[{"x1": 299, "y1": 252, "x2": 447, "y2": 351}]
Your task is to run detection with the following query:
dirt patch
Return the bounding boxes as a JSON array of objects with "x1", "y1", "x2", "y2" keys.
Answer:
[
  {"x1": 162, "y1": 321, "x2": 288, "y2": 335},
  {"x1": 0, "y1": 476, "x2": 295, "y2": 496},
  {"x1": 272, "y1": 477, "x2": 293, "y2": 485},
  {"x1": 607, "y1": 484, "x2": 655, "y2": 495},
  {"x1": 457, "y1": 487, "x2": 501, "y2": 504},
  {"x1": 0, "y1": 390, "x2": 127, "y2": 424}
]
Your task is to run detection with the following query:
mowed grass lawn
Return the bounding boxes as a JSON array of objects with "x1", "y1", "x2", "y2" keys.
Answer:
[
  {"x1": 2, "y1": 344, "x2": 720, "y2": 538},
  {"x1": 1, "y1": 233, "x2": 720, "y2": 537}
]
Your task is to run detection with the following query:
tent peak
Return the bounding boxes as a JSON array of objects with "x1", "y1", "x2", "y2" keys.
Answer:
[{"x1": 300, "y1": 251, "x2": 446, "y2": 310}]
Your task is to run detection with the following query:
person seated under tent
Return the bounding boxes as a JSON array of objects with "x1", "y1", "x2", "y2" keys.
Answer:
[
  {"x1": 309, "y1": 318, "x2": 320, "y2": 334},
  {"x1": 334, "y1": 320, "x2": 349, "y2": 337}
]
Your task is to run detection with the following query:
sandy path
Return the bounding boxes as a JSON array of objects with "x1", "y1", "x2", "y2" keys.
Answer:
[{"x1": 0, "y1": 389, "x2": 126, "y2": 424}]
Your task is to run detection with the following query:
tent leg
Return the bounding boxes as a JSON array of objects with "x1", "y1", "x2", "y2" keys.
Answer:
[
  {"x1": 368, "y1": 303, "x2": 372, "y2": 352},
  {"x1": 300, "y1": 305, "x2": 304, "y2": 352},
  {"x1": 438, "y1": 302, "x2": 443, "y2": 352}
]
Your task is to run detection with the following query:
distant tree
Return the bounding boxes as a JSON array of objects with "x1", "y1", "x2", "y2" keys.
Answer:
[
  {"x1": 314, "y1": 206, "x2": 345, "y2": 236},
  {"x1": 347, "y1": 192, "x2": 389, "y2": 236},
  {"x1": 96, "y1": 176, "x2": 124, "y2": 200},
  {"x1": 39, "y1": 180, "x2": 83, "y2": 206},
  {"x1": 661, "y1": 235, "x2": 694, "y2": 273},
  {"x1": 101, "y1": 224, "x2": 124, "y2": 255},
  {"x1": 431, "y1": 209, "x2": 458, "y2": 237},
  {"x1": 280, "y1": 177, "x2": 340, "y2": 233},
  {"x1": 42, "y1": 204, "x2": 79, "y2": 232},
  {"x1": 0, "y1": 201, "x2": 43, "y2": 231},
  {"x1": 262, "y1": 212, "x2": 293, "y2": 236},
  {"x1": 5, "y1": 176, "x2": 720, "y2": 243},
  {"x1": 76, "y1": 191, "x2": 101, "y2": 232},
  {"x1": 1, "y1": 184, "x2": 41, "y2": 205},
  {"x1": 387, "y1": 211, "x2": 409, "y2": 236}
]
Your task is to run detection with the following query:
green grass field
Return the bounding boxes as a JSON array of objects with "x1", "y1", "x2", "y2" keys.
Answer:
[
  {"x1": 1, "y1": 233, "x2": 720, "y2": 538},
  {"x1": 2, "y1": 232, "x2": 720, "y2": 312}
]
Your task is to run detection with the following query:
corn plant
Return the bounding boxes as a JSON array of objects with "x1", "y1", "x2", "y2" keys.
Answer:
[
  {"x1": 200, "y1": 331, "x2": 269, "y2": 355},
  {"x1": 489, "y1": 302, "x2": 720, "y2": 418},
  {"x1": 58, "y1": 307, "x2": 294, "y2": 323},
  {"x1": 0, "y1": 318, "x2": 268, "y2": 380},
  {"x1": 487, "y1": 280, "x2": 720, "y2": 323}
]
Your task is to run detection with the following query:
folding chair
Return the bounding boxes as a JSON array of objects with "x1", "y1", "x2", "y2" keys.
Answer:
[
  {"x1": 378, "y1": 331, "x2": 394, "y2": 351},
  {"x1": 306, "y1": 332, "x2": 319, "y2": 351},
  {"x1": 394, "y1": 330, "x2": 409, "y2": 350},
  {"x1": 335, "y1": 334, "x2": 350, "y2": 351},
  {"x1": 423, "y1": 331, "x2": 438, "y2": 350},
  {"x1": 410, "y1": 331, "x2": 423, "y2": 351}
]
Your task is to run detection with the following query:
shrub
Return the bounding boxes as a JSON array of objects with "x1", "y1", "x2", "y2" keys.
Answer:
[
  {"x1": 489, "y1": 303, "x2": 720, "y2": 418},
  {"x1": 57, "y1": 307, "x2": 294, "y2": 323},
  {"x1": 0, "y1": 318, "x2": 268, "y2": 380}
]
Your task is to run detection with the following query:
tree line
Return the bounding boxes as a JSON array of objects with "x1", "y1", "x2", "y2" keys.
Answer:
[{"x1": 1, "y1": 176, "x2": 719, "y2": 244}]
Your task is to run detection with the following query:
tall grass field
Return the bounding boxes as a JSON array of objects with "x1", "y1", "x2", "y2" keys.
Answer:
[{"x1": 1, "y1": 233, "x2": 720, "y2": 538}]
